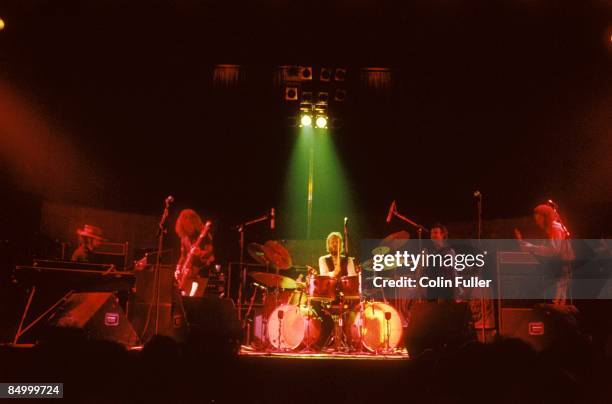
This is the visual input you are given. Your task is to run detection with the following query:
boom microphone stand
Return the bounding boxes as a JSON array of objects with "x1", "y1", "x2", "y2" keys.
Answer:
[
  {"x1": 386, "y1": 200, "x2": 429, "y2": 334},
  {"x1": 386, "y1": 201, "x2": 429, "y2": 251}
]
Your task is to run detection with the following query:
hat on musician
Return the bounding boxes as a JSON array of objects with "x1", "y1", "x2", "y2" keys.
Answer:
[{"x1": 76, "y1": 224, "x2": 105, "y2": 241}]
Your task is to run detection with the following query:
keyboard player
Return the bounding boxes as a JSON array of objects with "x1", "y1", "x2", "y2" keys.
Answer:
[{"x1": 71, "y1": 224, "x2": 105, "y2": 263}]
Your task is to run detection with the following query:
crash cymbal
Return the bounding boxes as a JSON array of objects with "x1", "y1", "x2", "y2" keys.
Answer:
[
  {"x1": 247, "y1": 243, "x2": 269, "y2": 266},
  {"x1": 371, "y1": 246, "x2": 390, "y2": 256},
  {"x1": 381, "y1": 230, "x2": 411, "y2": 251},
  {"x1": 360, "y1": 258, "x2": 397, "y2": 272},
  {"x1": 263, "y1": 240, "x2": 292, "y2": 270},
  {"x1": 250, "y1": 271, "x2": 297, "y2": 289}
]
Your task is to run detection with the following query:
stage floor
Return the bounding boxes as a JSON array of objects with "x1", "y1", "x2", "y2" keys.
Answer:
[{"x1": 239, "y1": 345, "x2": 410, "y2": 360}]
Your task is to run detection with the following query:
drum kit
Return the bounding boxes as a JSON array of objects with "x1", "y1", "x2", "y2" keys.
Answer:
[{"x1": 244, "y1": 235, "x2": 409, "y2": 354}]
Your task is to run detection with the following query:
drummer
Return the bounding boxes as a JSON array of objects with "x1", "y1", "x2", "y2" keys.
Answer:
[{"x1": 318, "y1": 232, "x2": 357, "y2": 278}]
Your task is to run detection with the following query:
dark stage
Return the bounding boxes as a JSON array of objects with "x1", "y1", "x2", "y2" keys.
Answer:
[{"x1": 0, "y1": 0, "x2": 611, "y2": 402}]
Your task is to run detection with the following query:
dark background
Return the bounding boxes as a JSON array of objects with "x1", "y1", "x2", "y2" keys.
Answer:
[{"x1": 0, "y1": 0, "x2": 610, "y2": 254}]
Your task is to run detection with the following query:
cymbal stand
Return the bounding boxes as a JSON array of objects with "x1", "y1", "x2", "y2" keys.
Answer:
[
  {"x1": 355, "y1": 272, "x2": 367, "y2": 354},
  {"x1": 244, "y1": 284, "x2": 260, "y2": 347},
  {"x1": 331, "y1": 294, "x2": 350, "y2": 353},
  {"x1": 302, "y1": 290, "x2": 317, "y2": 353},
  {"x1": 235, "y1": 212, "x2": 272, "y2": 322},
  {"x1": 355, "y1": 302, "x2": 366, "y2": 353}
]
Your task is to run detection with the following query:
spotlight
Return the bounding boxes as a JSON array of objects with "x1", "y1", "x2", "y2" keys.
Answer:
[
  {"x1": 334, "y1": 88, "x2": 347, "y2": 102},
  {"x1": 315, "y1": 116, "x2": 328, "y2": 129},
  {"x1": 0, "y1": 18, "x2": 5, "y2": 31},
  {"x1": 301, "y1": 66, "x2": 312, "y2": 80},
  {"x1": 318, "y1": 92, "x2": 329, "y2": 103},
  {"x1": 285, "y1": 86, "x2": 298, "y2": 101},
  {"x1": 334, "y1": 68, "x2": 347, "y2": 81},
  {"x1": 320, "y1": 67, "x2": 332, "y2": 82},
  {"x1": 300, "y1": 114, "x2": 313, "y2": 127}
]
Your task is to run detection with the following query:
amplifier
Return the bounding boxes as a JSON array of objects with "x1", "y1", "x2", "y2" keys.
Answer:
[
  {"x1": 92, "y1": 242, "x2": 129, "y2": 270},
  {"x1": 496, "y1": 251, "x2": 549, "y2": 309}
]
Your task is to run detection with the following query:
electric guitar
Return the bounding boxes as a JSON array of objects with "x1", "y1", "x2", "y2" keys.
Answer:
[{"x1": 176, "y1": 221, "x2": 212, "y2": 291}]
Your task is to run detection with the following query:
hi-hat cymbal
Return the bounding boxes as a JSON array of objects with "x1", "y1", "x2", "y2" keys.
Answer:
[
  {"x1": 250, "y1": 271, "x2": 297, "y2": 289},
  {"x1": 263, "y1": 240, "x2": 292, "y2": 270},
  {"x1": 360, "y1": 258, "x2": 397, "y2": 272},
  {"x1": 247, "y1": 243, "x2": 269, "y2": 266}
]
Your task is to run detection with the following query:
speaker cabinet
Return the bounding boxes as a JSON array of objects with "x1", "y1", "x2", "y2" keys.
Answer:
[
  {"x1": 500, "y1": 305, "x2": 580, "y2": 352},
  {"x1": 47, "y1": 292, "x2": 140, "y2": 347},
  {"x1": 405, "y1": 302, "x2": 474, "y2": 357},
  {"x1": 128, "y1": 264, "x2": 189, "y2": 343},
  {"x1": 181, "y1": 297, "x2": 241, "y2": 355}
]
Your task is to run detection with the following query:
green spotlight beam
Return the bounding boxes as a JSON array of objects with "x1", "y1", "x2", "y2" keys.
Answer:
[
  {"x1": 307, "y1": 133, "x2": 314, "y2": 239},
  {"x1": 283, "y1": 127, "x2": 357, "y2": 241}
]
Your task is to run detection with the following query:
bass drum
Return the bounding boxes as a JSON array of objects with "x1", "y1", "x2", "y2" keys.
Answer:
[
  {"x1": 345, "y1": 301, "x2": 404, "y2": 352},
  {"x1": 267, "y1": 304, "x2": 331, "y2": 350},
  {"x1": 252, "y1": 290, "x2": 307, "y2": 347}
]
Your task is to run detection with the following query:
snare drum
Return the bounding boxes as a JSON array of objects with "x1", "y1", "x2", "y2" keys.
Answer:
[
  {"x1": 308, "y1": 275, "x2": 337, "y2": 301},
  {"x1": 339, "y1": 275, "x2": 360, "y2": 300}
]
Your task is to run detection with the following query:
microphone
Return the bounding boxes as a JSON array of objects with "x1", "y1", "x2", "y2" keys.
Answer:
[
  {"x1": 165, "y1": 195, "x2": 174, "y2": 207},
  {"x1": 547, "y1": 199, "x2": 558, "y2": 209},
  {"x1": 473, "y1": 190, "x2": 481, "y2": 199},
  {"x1": 386, "y1": 200, "x2": 396, "y2": 223},
  {"x1": 270, "y1": 208, "x2": 276, "y2": 230},
  {"x1": 343, "y1": 217, "x2": 349, "y2": 254}
]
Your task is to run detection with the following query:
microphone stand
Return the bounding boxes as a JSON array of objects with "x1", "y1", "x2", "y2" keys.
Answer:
[
  {"x1": 235, "y1": 211, "x2": 273, "y2": 324},
  {"x1": 387, "y1": 203, "x2": 428, "y2": 329},
  {"x1": 475, "y1": 192, "x2": 486, "y2": 343},
  {"x1": 344, "y1": 218, "x2": 366, "y2": 353},
  {"x1": 343, "y1": 218, "x2": 350, "y2": 258},
  {"x1": 154, "y1": 199, "x2": 171, "y2": 336},
  {"x1": 550, "y1": 202, "x2": 572, "y2": 304},
  {"x1": 142, "y1": 198, "x2": 171, "y2": 341}
]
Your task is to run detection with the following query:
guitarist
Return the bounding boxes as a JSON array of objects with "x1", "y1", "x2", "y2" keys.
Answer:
[{"x1": 175, "y1": 209, "x2": 215, "y2": 296}]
